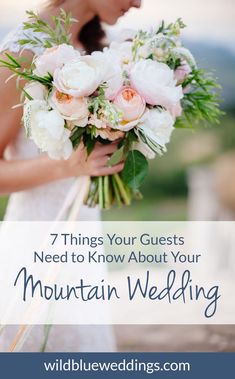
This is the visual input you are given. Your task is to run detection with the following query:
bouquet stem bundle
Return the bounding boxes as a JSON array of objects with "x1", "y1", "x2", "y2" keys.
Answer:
[{"x1": 86, "y1": 174, "x2": 132, "y2": 209}]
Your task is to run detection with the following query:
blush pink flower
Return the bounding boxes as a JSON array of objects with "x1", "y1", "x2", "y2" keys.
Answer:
[
  {"x1": 174, "y1": 61, "x2": 192, "y2": 85},
  {"x1": 113, "y1": 87, "x2": 146, "y2": 122},
  {"x1": 89, "y1": 114, "x2": 107, "y2": 129},
  {"x1": 49, "y1": 89, "x2": 89, "y2": 123},
  {"x1": 95, "y1": 127, "x2": 124, "y2": 141}
]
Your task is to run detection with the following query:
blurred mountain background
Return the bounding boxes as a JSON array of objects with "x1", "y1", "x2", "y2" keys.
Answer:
[{"x1": 187, "y1": 41, "x2": 235, "y2": 110}]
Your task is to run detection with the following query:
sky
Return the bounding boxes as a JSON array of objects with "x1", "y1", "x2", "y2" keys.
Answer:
[{"x1": 0, "y1": 0, "x2": 234, "y2": 51}]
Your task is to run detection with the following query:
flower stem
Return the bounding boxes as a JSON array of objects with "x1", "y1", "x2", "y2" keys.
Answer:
[
  {"x1": 86, "y1": 178, "x2": 98, "y2": 207},
  {"x1": 104, "y1": 175, "x2": 111, "y2": 209},
  {"x1": 111, "y1": 175, "x2": 122, "y2": 207},
  {"x1": 98, "y1": 176, "x2": 104, "y2": 209},
  {"x1": 92, "y1": 187, "x2": 99, "y2": 207},
  {"x1": 114, "y1": 174, "x2": 131, "y2": 206}
]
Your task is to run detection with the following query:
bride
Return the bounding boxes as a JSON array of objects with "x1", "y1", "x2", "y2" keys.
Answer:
[{"x1": 0, "y1": 0, "x2": 141, "y2": 352}]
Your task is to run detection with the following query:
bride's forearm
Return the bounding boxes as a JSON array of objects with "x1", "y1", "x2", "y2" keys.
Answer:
[
  {"x1": 0, "y1": 156, "x2": 66, "y2": 195},
  {"x1": 0, "y1": 141, "x2": 124, "y2": 195}
]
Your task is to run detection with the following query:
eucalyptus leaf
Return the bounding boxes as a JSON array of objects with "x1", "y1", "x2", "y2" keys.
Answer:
[{"x1": 121, "y1": 150, "x2": 148, "y2": 190}]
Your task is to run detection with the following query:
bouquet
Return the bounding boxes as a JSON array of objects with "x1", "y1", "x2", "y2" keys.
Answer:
[{"x1": 0, "y1": 10, "x2": 223, "y2": 209}]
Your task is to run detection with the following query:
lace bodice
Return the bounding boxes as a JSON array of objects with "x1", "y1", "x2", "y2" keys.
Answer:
[
  {"x1": 0, "y1": 22, "x2": 47, "y2": 55},
  {"x1": 0, "y1": 24, "x2": 100, "y2": 222}
]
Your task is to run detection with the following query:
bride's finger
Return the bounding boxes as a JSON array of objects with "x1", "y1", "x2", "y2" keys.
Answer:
[
  {"x1": 94, "y1": 162, "x2": 125, "y2": 176},
  {"x1": 95, "y1": 156, "x2": 110, "y2": 167},
  {"x1": 92, "y1": 142, "x2": 120, "y2": 158}
]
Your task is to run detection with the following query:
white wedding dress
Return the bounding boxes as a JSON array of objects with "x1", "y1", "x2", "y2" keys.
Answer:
[{"x1": 0, "y1": 24, "x2": 116, "y2": 352}]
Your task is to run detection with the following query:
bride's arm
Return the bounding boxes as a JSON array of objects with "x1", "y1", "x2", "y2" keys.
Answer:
[{"x1": 0, "y1": 56, "x2": 124, "y2": 195}]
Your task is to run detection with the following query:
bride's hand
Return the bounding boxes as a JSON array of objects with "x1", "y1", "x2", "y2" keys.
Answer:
[{"x1": 61, "y1": 141, "x2": 124, "y2": 178}]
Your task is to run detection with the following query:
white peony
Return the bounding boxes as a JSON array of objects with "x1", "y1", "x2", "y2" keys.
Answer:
[
  {"x1": 23, "y1": 100, "x2": 73, "y2": 160},
  {"x1": 33, "y1": 44, "x2": 80, "y2": 77},
  {"x1": 137, "y1": 108, "x2": 174, "y2": 152},
  {"x1": 53, "y1": 55, "x2": 105, "y2": 97},
  {"x1": 130, "y1": 59, "x2": 183, "y2": 110},
  {"x1": 91, "y1": 50, "x2": 123, "y2": 100}
]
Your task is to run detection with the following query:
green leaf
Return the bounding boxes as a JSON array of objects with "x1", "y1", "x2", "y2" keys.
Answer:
[
  {"x1": 121, "y1": 150, "x2": 148, "y2": 190},
  {"x1": 83, "y1": 133, "x2": 96, "y2": 156},
  {"x1": 87, "y1": 139, "x2": 96, "y2": 156},
  {"x1": 127, "y1": 130, "x2": 138, "y2": 143},
  {"x1": 70, "y1": 127, "x2": 85, "y2": 149},
  {"x1": 107, "y1": 146, "x2": 124, "y2": 167},
  {"x1": 21, "y1": 87, "x2": 33, "y2": 101},
  {"x1": 4, "y1": 53, "x2": 21, "y2": 68}
]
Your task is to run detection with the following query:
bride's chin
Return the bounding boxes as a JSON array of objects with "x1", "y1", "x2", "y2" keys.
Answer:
[
  {"x1": 99, "y1": 14, "x2": 120, "y2": 25},
  {"x1": 105, "y1": 19, "x2": 118, "y2": 26}
]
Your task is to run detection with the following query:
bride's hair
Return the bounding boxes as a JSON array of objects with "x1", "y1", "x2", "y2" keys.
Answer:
[{"x1": 48, "y1": 0, "x2": 106, "y2": 54}]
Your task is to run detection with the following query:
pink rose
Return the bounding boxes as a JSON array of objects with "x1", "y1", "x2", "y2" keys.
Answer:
[
  {"x1": 49, "y1": 89, "x2": 89, "y2": 123},
  {"x1": 174, "y1": 62, "x2": 191, "y2": 85},
  {"x1": 113, "y1": 87, "x2": 146, "y2": 122},
  {"x1": 34, "y1": 44, "x2": 80, "y2": 77}
]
